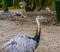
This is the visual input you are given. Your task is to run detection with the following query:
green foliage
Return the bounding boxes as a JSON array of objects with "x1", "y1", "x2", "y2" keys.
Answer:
[
  {"x1": 25, "y1": 0, "x2": 37, "y2": 11},
  {"x1": 13, "y1": 0, "x2": 22, "y2": 8},
  {"x1": 0, "y1": 0, "x2": 2, "y2": 8},
  {"x1": 1, "y1": 0, "x2": 55, "y2": 11},
  {"x1": 54, "y1": 0, "x2": 60, "y2": 23},
  {"x1": 9, "y1": 0, "x2": 13, "y2": 6},
  {"x1": 2, "y1": 0, "x2": 9, "y2": 12},
  {"x1": 25, "y1": 0, "x2": 55, "y2": 11},
  {"x1": 36, "y1": 0, "x2": 42, "y2": 8}
]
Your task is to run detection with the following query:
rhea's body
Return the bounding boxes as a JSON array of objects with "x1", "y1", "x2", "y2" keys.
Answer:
[
  {"x1": 3, "y1": 35, "x2": 37, "y2": 52},
  {"x1": 2, "y1": 16, "x2": 44, "y2": 52}
]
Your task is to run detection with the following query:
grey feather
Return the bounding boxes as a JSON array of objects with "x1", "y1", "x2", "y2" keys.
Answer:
[{"x1": 2, "y1": 16, "x2": 44, "y2": 52}]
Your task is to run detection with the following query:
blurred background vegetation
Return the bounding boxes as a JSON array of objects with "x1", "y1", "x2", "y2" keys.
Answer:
[
  {"x1": 0, "y1": 0, "x2": 60, "y2": 24},
  {"x1": 0, "y1": 0, "x2": 55, "y2": 11}
]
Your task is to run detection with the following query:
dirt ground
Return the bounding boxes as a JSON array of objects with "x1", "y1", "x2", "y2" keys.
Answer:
[{"x1": 0, "y1": 10, "x2": 60, "y2": 52}]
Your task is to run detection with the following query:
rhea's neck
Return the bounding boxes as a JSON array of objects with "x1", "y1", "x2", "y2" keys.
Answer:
[
  {"x1": 33, "y1": 19, "x2": 41, "y2": 45},
  {"x1": 37, "y1": 21, "x2": 41, "y2": 34}
]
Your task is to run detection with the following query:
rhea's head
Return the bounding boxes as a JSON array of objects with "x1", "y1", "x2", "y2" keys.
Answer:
[
  {"x1": 36, "y1": 16, "x2": 44, "y2": 23},
  {"x1": 45, "y1": 7, "x2": 51, "y2": 12}
]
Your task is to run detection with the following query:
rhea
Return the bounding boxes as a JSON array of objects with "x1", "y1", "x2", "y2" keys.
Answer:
[
  {"x1": 14, "y1": 11, "x2": 25, "y2": 18},
  {"x1": 2, "y1": 16, "x2": 44, "y2": 52},
  {"x1": 45, "y1": 7, "x2": 51, "y2": 12}
]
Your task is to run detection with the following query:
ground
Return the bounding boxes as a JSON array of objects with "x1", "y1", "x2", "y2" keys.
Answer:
[{"x1": 0, "y1": 10, "x2": 60, "y2": 52}]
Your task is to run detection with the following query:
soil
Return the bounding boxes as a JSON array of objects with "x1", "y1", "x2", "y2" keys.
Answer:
[{"x1": 0, "y1": 10, "x2": 60, "y2": 52}]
